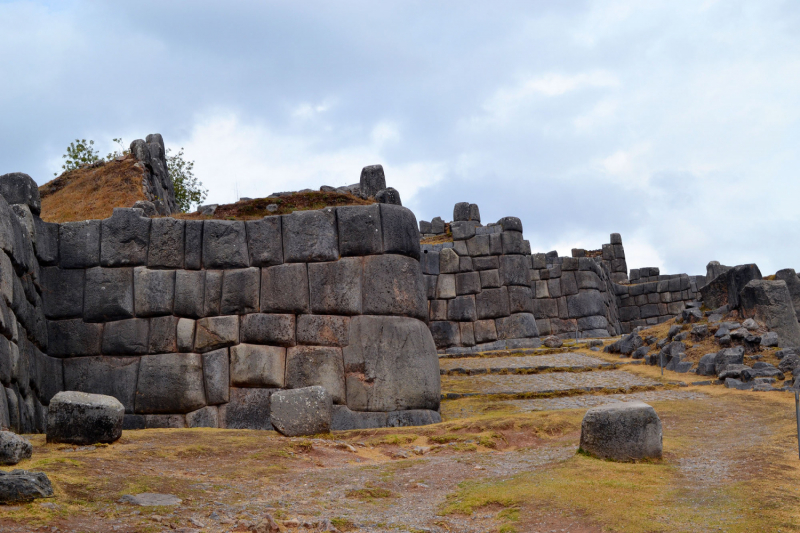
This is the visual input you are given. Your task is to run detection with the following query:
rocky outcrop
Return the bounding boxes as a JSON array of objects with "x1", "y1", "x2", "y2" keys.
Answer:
[
  {"x1": 739, "y1": 280, "x2": 800, "y2": 348},
  {"x1": 129, "y1": 134, "x2": 178, "y2": 215}
]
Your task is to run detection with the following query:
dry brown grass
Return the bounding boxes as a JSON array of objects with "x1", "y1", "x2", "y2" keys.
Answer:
[{"x1": 39, "y1": 156, "x2": 147, "y2": 223}]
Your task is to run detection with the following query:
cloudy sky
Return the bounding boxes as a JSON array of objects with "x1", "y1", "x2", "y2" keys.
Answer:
[{"x1": 1, "y1": 1, "x2": 799, "y2": 275}]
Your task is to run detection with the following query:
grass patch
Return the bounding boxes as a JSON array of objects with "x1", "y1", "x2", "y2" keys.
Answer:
[{"x1": 346, "y1": 484, "x2": 396, "y2": 501}]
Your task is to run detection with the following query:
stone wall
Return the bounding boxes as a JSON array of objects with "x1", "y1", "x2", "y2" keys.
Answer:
[{"x1": 0, "y1": 177, "x2": 441, "y2": 433}]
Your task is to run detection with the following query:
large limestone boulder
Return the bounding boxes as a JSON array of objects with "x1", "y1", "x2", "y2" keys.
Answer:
[
  {"x1": 739, "y1": 280, "x2": 800, "y2": 347},
  {"x1": 579, "y1": 401, "x2": 663, "y2": 461},
  {"x1": 0, "y1": 431, "x2": 32, "y2": 465},
  {"x1": 47, "y1": 391, "x2": 124, "y2": 445},
  {"x1": 0, "y1": 470, "x2": 53, "y2": 503},
  {"x1": 700, "y1": 264, "x2": 761, "y2": 310},
  {"x1": 270, "y1": 386, "x2": 332, "y2": 437}
]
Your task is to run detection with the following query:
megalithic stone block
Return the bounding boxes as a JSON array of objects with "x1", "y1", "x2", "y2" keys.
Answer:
[
  {"x1": 245, "y1": 216, "x2": 283, "y2": 267},
  {"x1": 337, "y1": 204, "x2": 382, "y2": 257},
  {"x1": 101, "y1": 208, "x2": 151, "y2": 267},
  {"x1": 359, "y1": 165, "x2": 386, "y2": 198},
  {"x1": 135, "y1": 352, "x2": 206, "y2": 414},
  {"x1": 202, "y1": 220, "x2": 249, "y2": 268},
  {"x1": 282, "y1": 208, "x2": 339, "y2": 263},
  {"x1": 84, "y1": 267, "x2": 134, "y2": 322},
  {"x1": 148, "y1": 217, "x2": 184, "y2": 269}
]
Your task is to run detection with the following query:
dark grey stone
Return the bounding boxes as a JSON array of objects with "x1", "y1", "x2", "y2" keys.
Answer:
[
  {"x1": 0, "y1": 469, "x2": 54, "y2": 503},
  {"x1": 362, "y1": 254, "x2": 426, "y2": 320},
  {"x1": 419, "y1": 220, "x2": 432, "y2": 234},
  {"x1": 498, "y1": 217, "x2": 522, "y2": 232},
  {"x1": 47, "y1": 319, "x2": 103, "y2": 357},
  {"x1": 0, "y1": 431, "x2": 31, "y2": 465},
  {"x1": 32, "y1": 216, "x2": 58, "y2": 265},
  {"x1": 59, "y1": 220, "x2": 100, "y2": 269},
  {"x1": 270, "y1": 386, "x2": 332, "y2": 437},
  {"x1": 496, "y1": 313, "x2": 538, "y2": 339},
  {"x1": 47, "y1": 391, "x2": 124, "y2": 445},
  {"x1": 286, "y1": 346, "x2": 345, "y2": 404},
  {"x1": 122, "y1": 414, "x2": 145, "y2": 430},
  {"x1": 447, "y1": 295, "x2": 477, "y2": 321},
  {"x1": 420, "y1": 249, "x2": 440, "y2": 275},
  {"x1": 230, "y1": 344, "x2": 285, "y2": 388},
  {"x1": 439, "y1": 248, "x2": 459, "y2": 274},
  {"x1": 296, "y1": 315, "x2": 350, "y2": 347},
  {"x1": 245, "y1": 216, "x2": 283, "y2": 266},
  {"x1": 0, "y1": 173, "x2": 40, "y2": 215},
  {"x1": 714, "y1": 346, "x2": 745, "y2": 375},
  {"x1": 472, "y1": 255, "x2": 498, "y2": 271},
  {"x1": 63, "y1": 356, "x2": 140, "y2": 412},
  {"x1": 41, "y1": 266, "x2": 84, "y2": 319},
  {"x1": 579, "y1": 401, "x2": 662, "y2": 461},
  {"x1": 194, "y1": 316, "x2": 239, "y2": 353},
  {"x1": 220, "y1": 267, "x2": 260, "y2": 315},
  {"x1": 149, "y1": 315, "x2": 178, "y2": 353},
  {"x1": 184, "y1": 220, "x2": 203, "y2": 270},
  {"x1": 173, "y1": 270, "x2": 205, "y2": 318},
  {"x1": 282, "y1": 208, "x2": 338, "y2": 263},
  {"x1": 100, "y1": 208, "x2": 150, "y2": 267},
  {"x1": 499, "y1": 255, "x2": 530, "y2": 286},
  {"x1": 133, "y1": 267, "x2": 174, "y2": 317},
  {"x1": 375, "y1": 187, "x2": 402, "y2": 205},
  {"x1": 387, "y1": 409, "x2": 442, "y2": 427},
  {"x1": 380, "y1": 204, "x2": 420, "y2": 260},
  {"x1": 761, "y1": 331, "x2": 779, "y2": 347},
  {"x1": 203, "y1": 270, "x2": 222, "y2": 317},
  {"x1": 567, "y1": 291, "x2": 605, "y2": 318},
  {"x1": 131, "y1": 200, "x2": 157, "y2": 217},
  {"x1": 309, "y1": 258, "x2": 362, "y2": 315},
  {"x1": 331, "y1": 405, "x2": 389, "y2": 430},
  {"x1": 261, "y1": 263, "x2": 309, "y2": 313},
  {"x1": 202, "y1": 348, "x2": 229, "y2": 405},
  {"x1": 501, "y1": 231, "x2": 525, "y2": 254},
  {"x1": 186, "y1": 405, "x2": 219, "y2": 428},
  {"x1": 240, "y1": 313, "x2": 296, "y2": 346},
  {"x1": 429, "y1": 321, "x2": 460, "y2": 348},
  {"x1": 508, "y1": 286, "x2": 534, "y2": 314},
  {"x1": 219, "y1": 387, "x2": 276, "y2": 430},
  {"x1": 740, "y1": 280, "x2": 800, "y2": 347},
  {"x1": 474, "y1": 319, "x2": 498, "y2": 344},
  {"x1": 430, "y1": 217, "x2": 445, "y2": 234},
  {"x1": 84, "y1": 267, "x2": 133, "y2": 322},
  {"x1": 476, "y1": 287, "x2": 510, "y2": 319},
  {"x1": 202, "y1": 220, "x2": 249, "y2": 268},
  {"x1": 453, "y1": 202, "x2": 470, "y2": 222},
  {"x1": 343, "y1": 315, "x2": 440, "y2": 411},
  {"x1": 144, "y1": 414, "x2": 186, "y2": 428},
  {"x1": 700, "y1": 263, "x2": 762, "y2": 310},
  {"x1": 359, "y1": 165, "x2": 386, "y2": 198},
  {"x1": 455, "y1": 271, "x2": 481, "y2": 295},
  {"x1": 147, "y1": 217, "x2": 184, "y2": 269},
  {"x1": 466, "y1": 235, "x2": 490, "y2": 256},
  {"x1": 480, "y1": 269, "x2": 501, "y2": 289},
  {"x1": 451, "y1": 221, "x2": 477, "y2": 241},
  {"x1": 102, "y1": 318, "x2": 148, "y2": 356},
  {"x1": 135, "y1": 352, "x2": 206, "y2": 414}
]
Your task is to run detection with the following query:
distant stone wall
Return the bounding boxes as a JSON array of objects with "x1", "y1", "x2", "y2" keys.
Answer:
[{"x1": 0, "y1": 175, "x2": 442, "y2": 433}]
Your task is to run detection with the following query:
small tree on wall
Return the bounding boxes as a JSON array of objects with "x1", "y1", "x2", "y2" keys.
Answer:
[
  {"x1": 167, "y1": 147, "x2": 207, "y2": 212},
  {"x1": 55, "y1": 139, "x2": 101, "y2": 175}
]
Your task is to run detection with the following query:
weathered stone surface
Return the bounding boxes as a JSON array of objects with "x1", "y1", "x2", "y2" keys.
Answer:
[
  {"x1": 203, "y1": 270, "x2": 222, "y2": 316},
  {"x1": 230, "y1": 344, "x2": 286, "y2": 388},
  {"x1": 220, "y1": 267, "x2": 260, "y2": 315},
  {"x1": 260, "y1": 263, "x2": 309, "y2": 313},
  {"x1": 0, "y1": 469, "x2": 53, "y2": 503},
  {"x1": 63, "y1": 356, "x2": 139, "y2": 413},
  {"x1": 147, "y1": 217, "x2": 184, "y2": 268},
  {"x1": 761, "y1": 331, "x2": 779, "y2": 347},
  {"x1": 135, "y1": 353, "x2": 206, "y2": 414},
  {"x1": 337, "y1": 204, "x2": 382, "y2": 257},
  {"x1": 567, "y1": 291, "x2": 605, "y2": 318},
  {"x1": 474, "y1": 319, "x2": 498, "y2": 344},
  {"x1": 499, "y1": 255, "x2": 529, "y2": 286},
  {"x1": 286, "y1": 346, "x2": 345, "y2": 404},
  {"x1": 41, "y1": 266, "x2": 84, "y2": 319},
  {"x1": 579, "y1": 401, "x2": 662, "y2": 461},
  {"x1": 508, "y1": 286, "x2": 534, "y2": 314},
  {"x1": 296, "y1": 315, "x2": 349, "y2": 346},
  {"x1": 84, "y1": 267, "x2": 134, "y2": 322},
  {"x1": 47, "y1": 319, "x2": 103, "y2": 357},
  {"x1": 270, "y1": 386, "x2": 332, "y2": 436},
  {"x1": 101, "y1": 208, "x2": 151, "y2": 267},
  {"x1": 359, "y1": 165, "x2": 386, "y2": 198},
  {"x1": 740, "y1": 280, "x2": 800, "y2": 347},
  {"x1": 387, "y1": 409, "x2": 442, "y2": 427},
  {"x1": 173, "y1": 270, "x2": 205, "y2": 318},
  {"x1": 436, "y1": 274, "x2": 456, "y2": 299},
  {"x1": 455, "y1": 271, "x2": 481, "y2": 295},
  {"x1": 149, "y1": 315, "x2": 178, "y2": 353},
  {"x1": 202, "y1": 220, "x2": 249, "y2": 268},
  {"x1": 186, "y1": 406, "x2": 219, "y2": 428},
  {"x1": 451, "y1": 221, "x2": 477, "y2": 241},
  {"x1": 202, "y1": 348, "x2": 229, "y2": 405},
  {"x1": 282, "y1": 208, "x2": 338, "y2": 262},
  {"x1": 102, "y1": 318, "x2": 148, "y2": 355},
  {"x1": 176, "y1": 318, "x2": 195, "y2": 352},
  {"x1": 194, "y1": 316, "x2": 239, "y2": 352},
  {"x1": 496, "y1": 313, "x2": 538, "y2": 339},
  {"x1": 362, "y1": 254, "x2": 426, "y2": 320},
  {"x1": 47, "y1": 391, "x2": 124, "y2": 444},
  {"x1": 184, "y1": 220, "x2": 203, "y2": 270},
  {"x1": 0, "y1": 173, "x2": 41, "y2": 215},
  {"x1": 380, "y1": 204, "x2": 420, "y2": 260},
  {"x1": 144, "y1": 415, "x2": 186, "y2": 429},
  {"x1": 439, "y1": 248, "x2": 459, "y2": 274},
  {"x1": 240, "y1": 313, "x2": 295, "y2": 347},
  {"x1": 714, "y1": 346, "x2": 745, "y2": 374},
  {"x1": 245, "y1": 216, "x2": 283, "y2": 266},
  {"x1": 700, "y1": 263, "x2": 762, "y2": 309},
  {"x1": 309, "y1": 258, "x2": 362, "y2": 315},
  {"x1": 375, "y1": 187, "x2": 402, "y2": 205},
  {"x1": 219, "y1": 387, "x2": 275, "y2": 430},
  {"x1": 133, "y1": 267, "x2": 174, "y2": 317},
  {"x1": 429, "y1": 321, "x2": 460, "y2": 348},
  {"x1": 331, "y1": 405, "x2": 389, "y2": 430},
  {"x1": 59, "y1": 220, "x2": 100, "y2": 269},
  {"x1": 0, "y1": 431, "x2": 31, "y2": 465},
  {"x1": 476, "y1": 287, "x2": 510, "y2": 319},
  {"x1": 343, "y1": 316, "x2": 440, "y2": 411},
  {"x1": 447, "y1": 295, "x2": 477, "y2": 322}
]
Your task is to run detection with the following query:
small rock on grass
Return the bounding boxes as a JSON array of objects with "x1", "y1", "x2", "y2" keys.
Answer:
[
  {"x1": 0, "y1": 470, "x2": 54, "y2": 503},
  {"x1": 0, "y1": 431, "x2": 32, "y2": 465}
]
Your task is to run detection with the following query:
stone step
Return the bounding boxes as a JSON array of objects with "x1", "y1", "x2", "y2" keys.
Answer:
[
  {"x1": 441, "y1": 370, "x2": 662, "y2": 399},
  {"x1": 439, "y1": 352, "x2": 630, "y2": 375}
]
